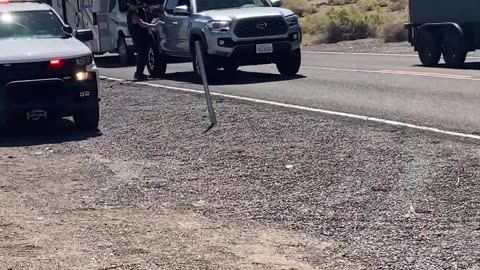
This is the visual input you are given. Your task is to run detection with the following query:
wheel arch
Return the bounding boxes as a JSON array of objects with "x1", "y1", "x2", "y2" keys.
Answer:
[
  {"x1": 189, "y1": 29, "x2": 208, "y2": 55},
  {"x1": 418, "y1": 22, "x2": 464, "y2": 36},
  {"x1": 415, "y1": 22, "x2": 464, "y2": 50}
]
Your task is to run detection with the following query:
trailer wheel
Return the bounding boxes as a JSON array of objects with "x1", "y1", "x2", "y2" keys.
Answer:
[
  {"x1": 118, "y1": 36, "x2": 134, "y2": 66},
  {"x1": 417, "y1": 29, "x2": 441, "y2": 67},
  {"x1": 441, "y1": 27, "x2": 467, "y2": 69}
]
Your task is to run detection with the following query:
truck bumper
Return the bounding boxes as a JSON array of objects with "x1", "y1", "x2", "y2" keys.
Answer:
[
  {"x1": 0, "y1": 75, "x2": 99, "y2": 123},
  {"x1": 204, "y1": 26, "x2": 302, "y2": 64}
]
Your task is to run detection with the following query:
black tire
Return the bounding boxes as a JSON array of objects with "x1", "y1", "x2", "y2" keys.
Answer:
[
  {"x1": 74, "y1": 103, "x2": 99, "y2": 131},
  {"x1": 147, "y1": 39, "x2": 167, "y2": 78},
  {"x1": 416, "y1": 29, "x2": 441, "y2": 67},
  {"x1": 0, "y1": 114, "x2": 8, "y2": 135},
  {"x1": 276, "y1": 48, "x2": 301, "y2": 76},
  {"x1": 118, "y1": 36, "x2": 135, "y2": 66},
  {"x1": 223, "y1": 63, "x2": 239, "y2": 73},
  {"x1": 441, "y1": 27, "x2": 467, "y2": 69},
  {"x1": 192, "y1": 40, "x2": 218, "y2": 82},
  {"x1": 223, "y1": 63, "x2": 239, "y2": 79}
]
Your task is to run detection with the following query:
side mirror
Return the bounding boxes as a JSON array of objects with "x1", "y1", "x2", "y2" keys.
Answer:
[
  {"x1": 173, "y1": 5, "x2": 189, "y2": 15},
  {"x1": 63, "y1": 25, "x2": 73, "y2": 34},
  {"x1": 271, "y1": 0, "x2": 282, "y2": 7},
  {"x1": 75, "y1": 29, "x2": 94, "y2": 42}
]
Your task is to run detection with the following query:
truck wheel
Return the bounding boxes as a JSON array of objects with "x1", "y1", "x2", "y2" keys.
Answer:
[
  {"x1": 276, "y1": 48, "x2": 301, "y2": 76},
  {"x1": 74, "y1": 103, "x2": 100, "y2": 131},
  {"x1": 118, "y1": 37, "x2": 134, "y2": 66},
  {"x1": 441, "y1": 27, "x2": 467, "y2": 68},
  {"x1": 417, "y1": 29, "x2": 441, "y2": 67},
  {"x1": 147, "y1": 39, "x2": 167, "y2": 78},
  {"x1": 192, "y1": 40, "x2": 217, "y2": 82},
  {"x1": 223, "y1": 63, "x2": 239, "y2": 73},
  {"x1": 223, "y1": 63, "x2": 239, "y2": 77},
  {"x1": 0, "y1": 114, "x2": 8, "y2": 134}
]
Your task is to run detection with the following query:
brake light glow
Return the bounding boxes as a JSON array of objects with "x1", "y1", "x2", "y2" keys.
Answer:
[
  {"x1": 49, "y1": 59, "x2": 62, "y2": 67},
  {"x1": 0, "y1": 0, "x2": 9, "y2": 4}
]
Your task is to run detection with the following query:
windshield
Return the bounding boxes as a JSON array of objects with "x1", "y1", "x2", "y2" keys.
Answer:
[
  {"x1": 196, "y1": 0, "x2": 270, "y2": 12},
  {"x1": 0, "y1": 10, "x2": 66, "y2": 40}
]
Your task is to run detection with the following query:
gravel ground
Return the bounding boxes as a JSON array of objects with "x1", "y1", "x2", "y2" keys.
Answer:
[
  {"x1": 0, "y1": 79, "x2": 479, "y2": 270},
  {"x1": 303, "y1": 38, "x2": 480, "y2": 58},
  {"x1": 302, "y1": 39, "x2": 413, "y2": 54}
]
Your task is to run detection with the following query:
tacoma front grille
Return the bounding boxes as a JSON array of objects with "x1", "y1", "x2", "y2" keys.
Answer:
[{"x1": 233, "y1": 16, "x2": 288, "y2": 38}]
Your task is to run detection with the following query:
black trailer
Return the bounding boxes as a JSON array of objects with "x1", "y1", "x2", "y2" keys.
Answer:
[{"x1": 405, "y1": 0, "x2": 480, "y2": 68}]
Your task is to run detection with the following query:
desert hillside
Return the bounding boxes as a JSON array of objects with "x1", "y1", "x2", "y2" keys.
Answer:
[{"x1": 284, "y1": 0, "x2": 408, "y2": 44}]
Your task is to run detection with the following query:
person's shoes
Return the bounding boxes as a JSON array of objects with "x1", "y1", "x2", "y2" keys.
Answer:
[{"x1": 134, "y1": 73, "x2": 148, "y2": 81}]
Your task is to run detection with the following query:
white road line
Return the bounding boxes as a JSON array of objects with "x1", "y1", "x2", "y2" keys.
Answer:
[
  {"x1": 303, "y1": 50, "x2": 480, "y2": 59},
  {"x1": 100, "y1": 76, "x2": 480, "y2": 141},
  {"x1": 302, "y1": 66, "x2": 480, "y2": 80}
]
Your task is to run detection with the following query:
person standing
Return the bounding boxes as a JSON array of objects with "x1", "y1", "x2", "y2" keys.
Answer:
[{"x1": 127, "y1": 0, "x2": 161, "y2": 81}]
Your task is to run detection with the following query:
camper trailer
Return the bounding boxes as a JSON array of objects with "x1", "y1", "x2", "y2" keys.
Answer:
[{"x1": 49, "y1": 0, "x2": 135, "y2": 65}]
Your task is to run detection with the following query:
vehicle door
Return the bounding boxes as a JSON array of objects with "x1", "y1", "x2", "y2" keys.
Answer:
[
  {"x1": 162, "y1": 0, "x2": 191, "y2": 55},
  {"x1": 89, "y1": 0, "x2": 111, "y2": 53},
  {"x1": 108, "y1": 0, "x2": 128, "y2": 51}
]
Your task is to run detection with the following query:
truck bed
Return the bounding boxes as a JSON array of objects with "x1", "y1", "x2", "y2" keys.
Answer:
[{"x1": 409, "y1": 0, "x2": 480, "y2": 25}]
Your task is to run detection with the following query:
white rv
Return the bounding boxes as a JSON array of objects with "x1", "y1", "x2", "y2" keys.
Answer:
[{"x1": 49, "y1": 0, "x2": 135, "y2": 65}]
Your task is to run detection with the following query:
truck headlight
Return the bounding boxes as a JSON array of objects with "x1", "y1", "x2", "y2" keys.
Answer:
[
  {"x1": 285, "y1": 15, "x2": 299, "y2": 27},
  {"x1": 206, "y1": 20, "x2": 231, "y2": 32},
  {"x1": 76, "y1": 55, "x2": 93, "y2": 65},
  {"x1": 75, "y1": 71, "x2": 90, "y2": 81}
]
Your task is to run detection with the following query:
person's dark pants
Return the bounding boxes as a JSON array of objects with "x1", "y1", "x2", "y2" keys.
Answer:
[{"x1": 132, "y1": 33, "x2": 149, "y2": 76}]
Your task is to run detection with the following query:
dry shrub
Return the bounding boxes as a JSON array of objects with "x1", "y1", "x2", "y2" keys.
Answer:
[
  {"x1": 283, "y1": 0, "x2": 310, "y2": 16},
  {"x1": 358, "y1": 0, "x2": 388, "y2": 11},
  {"x1": 327, "y1": 0, "x2": 358, "y2": 6},
  {"x1": 322, "y1": 6, "x2": 384, "y2": 43},
  {"x1": 389, "y1": 0, "x2": 407, "y2": 12},
  {"x1": 382, "y1": 12, "x2": 408, "y2": 42}
]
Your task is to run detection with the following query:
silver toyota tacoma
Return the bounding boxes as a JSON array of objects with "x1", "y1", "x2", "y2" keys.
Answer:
[{"x1": 146, "y1": 0, "x2": 302, "y2": 80}]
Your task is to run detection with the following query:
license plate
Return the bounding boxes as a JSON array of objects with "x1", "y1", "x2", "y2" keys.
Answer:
[{"x1": 256, "y1": 43, "x2": 273, "y2": 54}]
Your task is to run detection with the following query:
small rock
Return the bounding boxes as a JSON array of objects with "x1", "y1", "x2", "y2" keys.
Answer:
[
  {"x1": 406, "y1": 256, "x2": 416, "y2": 264},
  {"x1": 33, "y1": 152, "x2": 43, "y2": 156},
  {"x1": 192, "y1": 200, "x2": 207, "y2": 208},
  {"x1": 286, "y1": 165, "x2": 294, "y2": 169},
  {"x1": 7, "y1": 156, "x2": 14, "y2": 159}
]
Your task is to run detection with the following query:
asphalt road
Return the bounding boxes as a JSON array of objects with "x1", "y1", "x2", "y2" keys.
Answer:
[{"x1": 97, "y1": 50, "x2": 480, "y2": 136}]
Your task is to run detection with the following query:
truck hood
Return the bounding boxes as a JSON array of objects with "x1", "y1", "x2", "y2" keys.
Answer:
[
  {"x1": 0, "y1": 38, "x2": 92, "y2": 64},
  {"x1": 198, "y1": 7, "x2": 294, "y2": 21}
]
